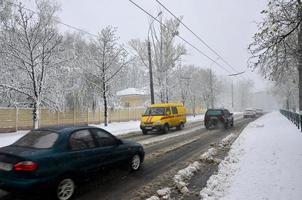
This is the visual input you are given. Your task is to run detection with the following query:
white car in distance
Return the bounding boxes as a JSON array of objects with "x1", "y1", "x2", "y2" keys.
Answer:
[{"x1": 243, "y1": 108, "x2": 257, "y2": 118}]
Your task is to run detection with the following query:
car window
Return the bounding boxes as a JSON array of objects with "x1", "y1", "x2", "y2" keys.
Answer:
[
  {"x1": 206, "y1": 110, "x2": 222, "y2": 116},
  {"x1": 14, "y1": 131, "x2": 58, "y2": 149},
  {"x1": 171, "y1": 107, "x2": 178, "y2": 115},
  {"x1": 166, "y1": 107, "x2": 171, "y2": 115},
  {"x1": 69, "y1": 129, "x2": 95, "y2": 150},
  {"x1": 92, "y1": 129, "x2": 117, "y2": 147},
  {"x1": 144, "y1": 107, "x2": 165, "y2": 116}
]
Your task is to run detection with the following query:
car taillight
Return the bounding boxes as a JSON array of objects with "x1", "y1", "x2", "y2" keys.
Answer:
[
  {"x1": 219, "y1": 116, "x2": 224, "y2": 121},
  {"x1": 13, "y1": 161, "x2": 38, "y2": 172}
]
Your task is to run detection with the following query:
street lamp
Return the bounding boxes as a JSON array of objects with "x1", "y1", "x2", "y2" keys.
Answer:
[
  {"x1": 147, "y1": 11, "x2": 162, "y2": 105},
  {"x1": 228, "y1": 71, "x2": 245, "y2": 110}
]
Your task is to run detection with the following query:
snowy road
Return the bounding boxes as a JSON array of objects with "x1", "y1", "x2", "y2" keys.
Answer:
[
  {"x1": 0, "y1": 114, "x2": 254, "y2": 200},
  {"x1": 73, "y1": 116, "x2": 253, "y2": 200}
]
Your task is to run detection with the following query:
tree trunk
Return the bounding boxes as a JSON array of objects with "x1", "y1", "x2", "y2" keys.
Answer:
[
  {"x1": 103, "y1": 89, "x2": 108, "y2": 126},
  {"x1": 102, "y1": 61, "x2": 108, "y2": 126},
  {"x1": 33, "y1": 100, "x2": 40, "y2": 129}
]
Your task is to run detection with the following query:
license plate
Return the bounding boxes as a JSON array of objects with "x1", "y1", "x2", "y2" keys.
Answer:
[
  {"x1": 210, "y1": 117, "x2": 218, "y2": 119},
  {"x1": 145, "y1": 127, "x2": 152, "y2": 130},
  {"x1": 0, "y1": 162, "x2": 13, "y2": 171}
]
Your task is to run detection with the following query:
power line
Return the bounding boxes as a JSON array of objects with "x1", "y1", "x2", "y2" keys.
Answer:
[
  {"x1": 10, "y1": 2, "x2": 99, "y2": 38},
  {"x1": 10, "y1": 1, "x2": 142, "y2": 61},
  {"x1": 129, "y1": 0, "x2": 233, "y2": 74},
  {"x1": 155, "y1": 0, "x2": 241, "y2": 74}
]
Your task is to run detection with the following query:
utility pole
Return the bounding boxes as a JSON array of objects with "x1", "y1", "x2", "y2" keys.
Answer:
[
  {"x1": 209, "y1": 69, "x2": 214, "y2": 109},
  {"x1": 231, "y1": 79, "x2": 234, "y2": 109},
  {"x1": 147, "y1": 11, "x2": 162, "y2": 105},
  {"x1": 228, "y1": 71, "x2": 245, "y2": 111},
  {"x1": 147, "y1": 41, "x2": 154, "y2": 104}
]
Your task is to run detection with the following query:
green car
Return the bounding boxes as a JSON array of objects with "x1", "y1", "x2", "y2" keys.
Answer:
[{"x1": 0, "y1": 126, "x2": 145, "y2": 200}]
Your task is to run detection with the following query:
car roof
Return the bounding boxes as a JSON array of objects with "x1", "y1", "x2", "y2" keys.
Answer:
[
  {"x1": 149, "y1": 103, "x2": 184, "y2": 108},
  {"x1": 35, "y1": 125, "x2": 101, "y2": 133},
  {"x1": 207, "y1": 108, "x2": 227, "y2": 111}
]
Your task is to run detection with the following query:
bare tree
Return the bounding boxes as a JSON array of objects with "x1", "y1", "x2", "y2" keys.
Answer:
[
  {"x1": 249, "y1": 0, "x2": 302, "y2": 110},
  {"x1": 85, "y1": 26, "x2": 131, "y2": 126},
  {"x1": 130, "y1": 15, "x2": 186, "y2": 103},
  {"x1": 0, "y1": 1, "x2": 64, "y2": 128}
]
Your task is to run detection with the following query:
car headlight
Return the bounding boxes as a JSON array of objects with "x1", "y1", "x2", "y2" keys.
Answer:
[{"x1": 155, "y1": 120, "x2": 161, "y2": 125}]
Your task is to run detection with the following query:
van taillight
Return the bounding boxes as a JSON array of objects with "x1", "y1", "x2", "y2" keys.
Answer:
[{"x1": 13, "y1": 161, "x2": 38, "y2": 172}]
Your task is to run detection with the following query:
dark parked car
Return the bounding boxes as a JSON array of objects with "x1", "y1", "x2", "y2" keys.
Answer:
[
  {"x1": 204, "y1": 109, "x2": 234, "y2": 129},
  {"x1": 0, "y1": 126, "x2": 145, "y2": 200}
]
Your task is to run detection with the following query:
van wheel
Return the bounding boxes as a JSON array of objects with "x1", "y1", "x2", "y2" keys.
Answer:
[
  {"x1": 177, "y1": 123, "x2": 184, "y2": 130},
  {"x1": 56, "y1": 178, "x2": 75, "y2": 200},
  {"x1": 162, "y1": 124, "x2": 169, "y2": 134}
]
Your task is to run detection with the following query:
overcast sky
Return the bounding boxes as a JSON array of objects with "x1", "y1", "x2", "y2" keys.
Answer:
[{"x1": 25, "y1": 0, "x2": 271, "y2": 91}]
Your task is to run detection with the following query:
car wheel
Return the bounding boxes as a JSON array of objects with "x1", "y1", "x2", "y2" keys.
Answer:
[
  {"x1": 231, "y1": 120, "x2": 234, "y2": 127},
  {"x1": 224, "y1": 121, "x2": 229, "y2": 129},
  {"x1": 142, "y1": 129, "x2": 148, "y2": 135},
  {"x1": 177, "y1": 122, "x2": 184, "y2": 130},
  {"x1": 130, "y1": 154, "x2": 141, "y2": 171},
  {"x1": 56, "y1": 178, "x2": 75, "y2": 200},
  {"x1": 162, "y1": 124, "x2": 169, "y2": 134}
]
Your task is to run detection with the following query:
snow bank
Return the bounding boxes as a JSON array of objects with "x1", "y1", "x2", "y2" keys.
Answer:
[
  {"x1": 199, "y1": 147, "x2": 219, "y2": 163},
  {"x1": 200, "y1": 112, "x2": 302, "y2": 200},
  {"x1": 218, "y1": 133, "x2": 236, "y2": 148},
  {"x1": 146, "y1": 196, "x2": 160, "y2": 200},
  {"x1": 174, "y1": 161, "x2": 201, "y2": 194},
  {"x1": 157, "y1": 187, "x2": 171, "y2": 199}
]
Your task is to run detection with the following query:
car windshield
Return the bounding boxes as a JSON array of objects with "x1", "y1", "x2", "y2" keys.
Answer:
[
  {"x1": 144, "y1": 107, "x2": 165, "y2": 116},
  {"x1": 13, "y1": 130, "x2": 59, "y2": 149},
  {"x1": 206, "y1": 110, "x2": 222, "y2": 116}
]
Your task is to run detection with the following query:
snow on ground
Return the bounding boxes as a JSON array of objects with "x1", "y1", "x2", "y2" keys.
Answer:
[
  {"x1": 0, "y1": 115, "x2": 205, "y2": 148},
  {"x1": 92, "y1": 114, "x2": 204, "y2": 136},
  {"x1": 200, "y1": 112, "x2": 302, "y2": 200},
  {"x1": 0, "y1": 131, "x2": 28, "y2": 148},
  {"x1": 92, "y1": 120, "x2": 141, "y2": 136}
]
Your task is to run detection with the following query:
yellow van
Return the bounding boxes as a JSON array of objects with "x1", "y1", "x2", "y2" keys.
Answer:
[{"x1": 140, "y1": 103, "x2": 187, "y2": 134}]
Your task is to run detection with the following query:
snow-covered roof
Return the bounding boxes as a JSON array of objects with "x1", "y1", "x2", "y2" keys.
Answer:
[{"x1": 116, "y1": 88, "x2": 148, "y2": 97}]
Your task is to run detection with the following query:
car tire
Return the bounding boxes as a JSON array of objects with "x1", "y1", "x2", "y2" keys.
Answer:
[
  {"x1": 56, "y1": 177, "x2": 75, "y2": 200},
  {"x1": 142, "y1": 129, "x2": 148, "y2": 135},
  {"x1": 162, "y1": 124, "x2": 169, "y2": 134},
  {"x1": 224, "y1": 121, "x2": 229, "y2": 129},
  {"x1": 205, "y1": 124, "x2": 210, "y2": 130},
  {"x1": 177, "y1": 122, "x2": 184, "y2": 130},
  {"x1": 130, "y1": 154, "x2": 141, "y2": 171},
  {"x1": 231, "y1": 120, "x2": 234, "y2": 127}
]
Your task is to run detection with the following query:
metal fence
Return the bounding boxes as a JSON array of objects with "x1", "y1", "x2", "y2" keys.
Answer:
[{"x1": 280, "y1": 109, "x2": 302, "y2": 131}]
